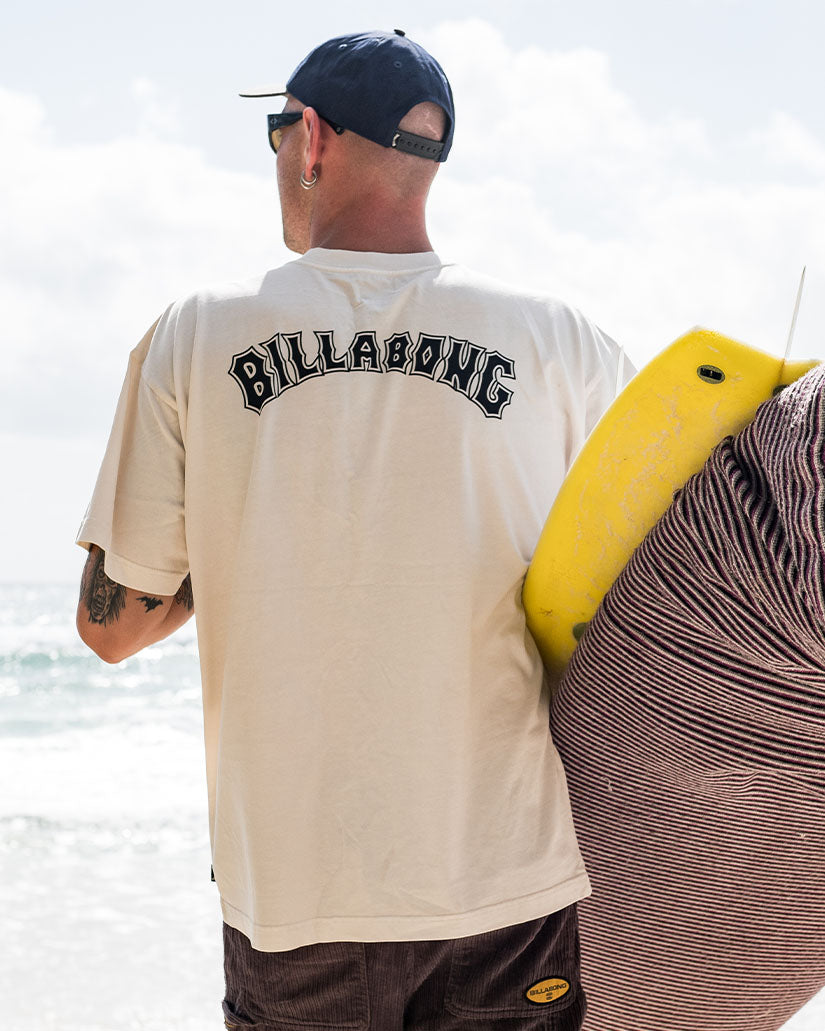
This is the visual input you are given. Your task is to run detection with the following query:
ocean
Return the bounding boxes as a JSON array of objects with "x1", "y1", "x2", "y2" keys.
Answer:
[
  {"x1": 1, "y1": 584, "x2": 222, "y2": 1030},
  {"x1": 2, "y1": 584, "x2": 822, "y2": 1030}
]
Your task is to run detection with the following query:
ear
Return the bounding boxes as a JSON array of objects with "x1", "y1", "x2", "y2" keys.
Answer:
[{"x1": 302, "y1": 107, "x2": 325, "y2": 180}]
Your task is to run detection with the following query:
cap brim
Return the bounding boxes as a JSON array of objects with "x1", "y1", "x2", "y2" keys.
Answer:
[{"x1": 238, "y1": 84, "x2": 289, "y2": 98}]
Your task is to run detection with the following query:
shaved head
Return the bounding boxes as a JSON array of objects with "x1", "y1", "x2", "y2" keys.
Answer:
[
  {"x1": 336, "y1": 102, "x2": 448, "y2": 200},
  {"x1": 398, "y1": 102, "x2": 448, "y2": 141}
]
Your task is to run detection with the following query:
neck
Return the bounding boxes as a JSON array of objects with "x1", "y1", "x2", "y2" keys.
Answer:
[
  {"x1": 307, "y1": 188, "x2": 433, "y2": 254},
  {"x1": 310, "y1": 222, "x2": 433, "y2": 254}
]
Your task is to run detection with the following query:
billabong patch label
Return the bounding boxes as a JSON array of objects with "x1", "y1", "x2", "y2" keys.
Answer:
[{"x1": 525, "y1": 978, "x2": 571, "y2": 1005}]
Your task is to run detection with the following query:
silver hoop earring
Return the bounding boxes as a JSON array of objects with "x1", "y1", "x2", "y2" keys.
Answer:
[{"x1": 300, "y1": 169, "x2": 318, "y2": 190}]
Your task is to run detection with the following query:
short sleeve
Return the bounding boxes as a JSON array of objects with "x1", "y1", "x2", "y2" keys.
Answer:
[
  {"x1": 584, "y1": 333, "x2": 637, "y2": 438},
  {"x1": 76, "y1": 314, "x2": 189, "y2": 595}
]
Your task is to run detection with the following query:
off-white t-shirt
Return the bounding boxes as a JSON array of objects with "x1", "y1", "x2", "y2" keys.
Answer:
[{"x1": 78, "y1": 249, "x2": 627, "y2": 951}]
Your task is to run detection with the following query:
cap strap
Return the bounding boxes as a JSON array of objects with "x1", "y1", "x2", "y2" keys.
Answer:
[{"x1": 390, "y1": 130, "x2": 444, "y2": 161}]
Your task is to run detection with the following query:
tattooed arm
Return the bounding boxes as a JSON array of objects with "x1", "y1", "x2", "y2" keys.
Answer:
[{"x1": 76, "y1": 544, "x2": 194, "y2": 663}]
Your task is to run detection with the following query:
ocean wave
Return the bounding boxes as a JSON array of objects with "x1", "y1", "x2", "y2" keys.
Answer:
[{"x1": 0, "y1": 812, "x2": 208, "y2": 857}]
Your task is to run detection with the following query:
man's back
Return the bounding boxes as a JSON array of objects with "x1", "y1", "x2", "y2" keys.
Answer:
[{"x1": 81, "y1": 246, "x2": 622, "y2": 950}]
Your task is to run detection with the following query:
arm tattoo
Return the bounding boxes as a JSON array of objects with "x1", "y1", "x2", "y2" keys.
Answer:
[
  {"x1": 175, "y1": 574, "x2": 194, "y2": 612},
  {"x1": 136, "y1": 595, "x2": 164, "y2": 613},
  {"x1": 81, "y1": 546, "x2": 127, "y2": 626}
]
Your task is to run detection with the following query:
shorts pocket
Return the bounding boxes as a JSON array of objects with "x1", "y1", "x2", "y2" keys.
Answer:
[
  {"x1": 223, "y1": 929, "x2": 369, "y2": 1030},
  {"x1": 445, "y1": 910, "x2": 582, "y2": 1024}
]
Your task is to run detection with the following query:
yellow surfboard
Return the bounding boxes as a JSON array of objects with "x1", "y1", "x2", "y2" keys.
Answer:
[{"x1": 523, "y1": 328, "x2": 819, "y2": 678}]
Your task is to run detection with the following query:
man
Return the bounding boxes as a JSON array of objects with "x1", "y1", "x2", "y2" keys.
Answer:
[
  {"x1": 77, "y1": 30, "x2": 627, "y2": 1030},
  {"x1": 550, "y1": 364, "x2": 825, "y2": 1030}
]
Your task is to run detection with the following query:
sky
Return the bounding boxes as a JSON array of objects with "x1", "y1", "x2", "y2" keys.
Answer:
[{"x1": 3, "y1": 0, "x2": 825, "y2": 583}]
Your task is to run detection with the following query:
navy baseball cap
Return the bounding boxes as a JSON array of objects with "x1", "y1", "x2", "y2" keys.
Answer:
[{"x1": 240, "y1": 29, "x2": 455, "y2": 162}]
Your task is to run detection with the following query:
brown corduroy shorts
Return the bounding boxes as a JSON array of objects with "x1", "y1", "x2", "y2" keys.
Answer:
[{"x1": 222, "y1": 903, "x2": 585, "y2": 1030}]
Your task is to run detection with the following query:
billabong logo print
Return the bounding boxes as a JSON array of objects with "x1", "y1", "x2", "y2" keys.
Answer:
[
  {"x1": 525, "y1": 978, "x2": 571, "y2": 1005},
  {"x1": 228, "y1": 329, "x2": 516, "y2": 419}
]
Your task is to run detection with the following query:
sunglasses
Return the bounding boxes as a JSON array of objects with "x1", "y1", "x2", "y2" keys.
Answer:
[{"x1": 267, "y1": 111, "x2": 345, "y2": 154}]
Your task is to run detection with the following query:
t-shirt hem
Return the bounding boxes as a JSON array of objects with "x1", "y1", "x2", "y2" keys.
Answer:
[
  {"x1": 76, "y1": 520, "x2": 187, "y2": 596},
  {"x1": 220, "y1": 873, "x2": 592, "y2": 953}
]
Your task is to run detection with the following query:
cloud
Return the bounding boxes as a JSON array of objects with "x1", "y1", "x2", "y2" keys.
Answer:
[
  {"x1": 130, "y1": 78, "x2": 182, "y2": 138},
  {"x1": 1, "y1": 432, "x2": 101, "y2": 584},
  {"x1": 427, "y1": 20, "x2": 711, "y2": 193},
  {"x1": 0, "y1": 85, "x2": 285, "y2": 438},
  {"x1": 3, "y1": 20, "x2": 825, "y2": 581},
  {"x1": 749, "y1": 111, "x2": 825, "y2": 178},
  {"x1": 422, "y1": 20, "x2": 825, "y2": 360}
]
